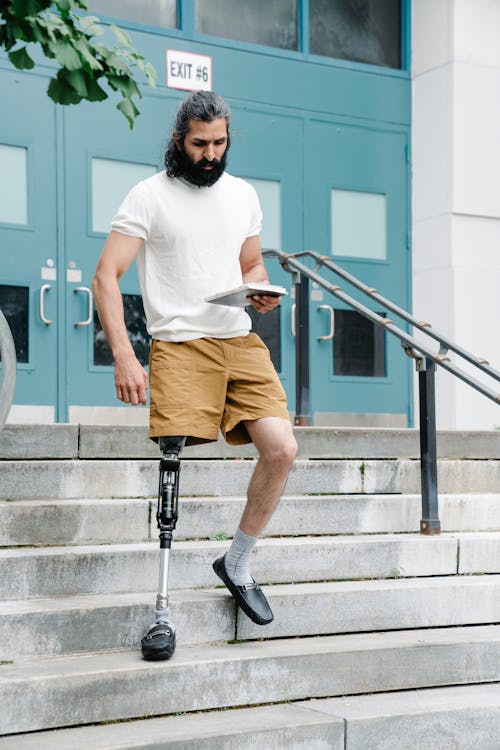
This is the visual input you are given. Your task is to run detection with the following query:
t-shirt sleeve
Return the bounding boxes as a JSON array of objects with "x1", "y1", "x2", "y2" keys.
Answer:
[
  {"x1": 246, "y1": 183, "x2": 263, "y2": 238},
  {"x1": 111, "y1": 182, "x2": 151, "y2": 240}
]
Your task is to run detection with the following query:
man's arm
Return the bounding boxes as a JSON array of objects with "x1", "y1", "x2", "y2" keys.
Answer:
[
  {"x1": 239, "y1": 235, "x2": 281, "y2": 313},
  {"x1": 92, "y1": 230, "x2": 148, "y2": 405}
]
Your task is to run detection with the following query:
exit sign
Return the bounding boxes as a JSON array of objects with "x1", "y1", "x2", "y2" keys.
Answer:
[{"x1": 166, "y1": 50, "x2": 213, "y2": 92}]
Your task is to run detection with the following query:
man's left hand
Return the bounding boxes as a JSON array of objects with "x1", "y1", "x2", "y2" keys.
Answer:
[{"x1": 248, "y1": 294, "x2": 281, "y2": 314}]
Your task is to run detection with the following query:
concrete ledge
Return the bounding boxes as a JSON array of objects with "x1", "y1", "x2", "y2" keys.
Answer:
[
  {"x1": 2, "y1": 425, "x2": 499, "y2": 460},
  {"x1": 298, "y1": 683, "x2": 500, "y2": 750},
  {"x1": 1, "y1": 458, "x2": 499, "y2": 500},
  {"x1": 4, "y1": 683, "x2": 498, "y2": 749},
  {"x1": 0, "y1": 534, "x2": 458, "y2": 599},
  {"x1": 458, "y1": 532, "x2": 500, "y2": 573},
  {"x1": 4, "y1": 576, "x2": 500, "y2": 659},
  {"x1": 2, "y1": 494, "x2": 500, "y2": 548},
  {"x1": 0, "y1": 499, "x2": 150, "y2": 546},
  {"x1": 0, "y1": 625, "x2": 499, "y2": 734},
  {"x1": 0, "y1": 589, "x2": 234, "y2": 659},
  {"x1": 0, "y1": 702, "x2": 344, "y2": 749},
  {"x1": 0, "y1": 425, "x2": 78, "y2": 459},
  {"x1": 0, "y1": 459, "x2": 363, "y2": 499},
  {"x1": 236, "y1": 574, "x2": 500, "y2": 641},
  {"x1": 77, "y1": 426, "x2": 500, "y2": 460}
]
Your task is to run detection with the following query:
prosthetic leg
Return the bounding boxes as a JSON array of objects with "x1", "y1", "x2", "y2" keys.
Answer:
[{"x1": 141, "y1": 435, "x2": 186, "y2": 661}]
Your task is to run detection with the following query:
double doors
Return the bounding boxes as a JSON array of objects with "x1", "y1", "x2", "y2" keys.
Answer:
[
  {"x1": 0, "y1": 69, "x2": 410, "y2": 425},
  {"x1": 231, "y1": 111, "x2": 411, "y2": 425},
  {"x1": 0, "y1": 70, "x2": 172, "y2": 422}
]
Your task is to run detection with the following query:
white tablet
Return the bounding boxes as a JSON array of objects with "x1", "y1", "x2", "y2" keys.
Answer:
[{"x1": 205, "y1": 283, "x2": 288, "y2": 307}]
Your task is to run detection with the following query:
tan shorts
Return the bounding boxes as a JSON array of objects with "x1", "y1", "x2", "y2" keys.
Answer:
[{"x1": 149, "y1": 333, "x2": 290, "y2": 445}]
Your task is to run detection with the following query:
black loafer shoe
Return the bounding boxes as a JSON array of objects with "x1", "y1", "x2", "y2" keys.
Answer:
[
  {"x1": 141, "y1": 623, "x2": 176, "y2": 661},
  {"x1": 213, "y1": 555, "x2": 274, "y2": 625}
]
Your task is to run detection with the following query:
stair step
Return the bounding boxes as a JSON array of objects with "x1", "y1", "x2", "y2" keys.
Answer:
[
  {"x1": 2, "y1": 576, "x2": 500, "y2": 659},
  {"x1": 0, "y1": 498, "x2": 151, "y2": 546},
  {"x1": 0, "y1": 533, "x2": 463, "y2": 599},
  {"x1": 0, "y1": 589, "x2": 233, "y2": 659},
  {"x1": 298, "y1": 683, "x2": 500, "y2": 750},
  {"x1": 1, "y1": 458, "x2": 499, "y2": 499},
  {"x1": 2, "y1": 424, "x2": 499, "y2": 460},
  {"x1": 2, "y1": 683, "x2": 499, "y2": 750},
  {"x1": 2, "y1": 494, "x2": 500, "y2": 547},
  {"x1": 1, "y1": 625, "x2": 499, "y2": 735},
  {"x1": 0, "y1": 701, "x2": 344, "y2": 749}
]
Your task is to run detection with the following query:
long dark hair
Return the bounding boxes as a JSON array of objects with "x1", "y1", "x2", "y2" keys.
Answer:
[{"x1": 164, "y1": 91, "x2": 231, "y2": 178}]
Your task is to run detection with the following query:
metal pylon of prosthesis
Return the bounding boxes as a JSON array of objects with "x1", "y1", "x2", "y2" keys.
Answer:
[{"x1": 155, "y1": 436, "x2": 186, "y2": 614}]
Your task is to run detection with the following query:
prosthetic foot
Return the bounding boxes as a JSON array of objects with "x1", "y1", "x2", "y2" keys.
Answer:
[{"x1": 141, "y1": 436, "x2": 186, "y2": 661}]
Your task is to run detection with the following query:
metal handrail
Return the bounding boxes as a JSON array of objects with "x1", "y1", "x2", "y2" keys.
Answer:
[
  {"x1": 0, "y1": 309, "x2": 16, "y2": 432},
  {"x1": 282, "y1": 249, "x2": 500, "y2": 382},
  {"x1": 263, "y1": 248, "x2": 499, "y2": 537},
  {"x1": 264, "y1": 249, "x2": 500, "y2": 404}
]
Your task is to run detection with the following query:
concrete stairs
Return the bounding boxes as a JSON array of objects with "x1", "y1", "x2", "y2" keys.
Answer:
[{"x1": 0, "y1": 424, "x2": 499, "y2": 747}]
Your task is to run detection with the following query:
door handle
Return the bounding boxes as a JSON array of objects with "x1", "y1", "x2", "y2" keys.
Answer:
[
  {"x1": 74, "y1": 286, "x2": 93, "y2": 327},
  {"x1": 39, "y1": 284, "x2": 52, "y2": 325},
  {"x1": 317, "y1": 305, "x2": 335, "y2": 341},
  {"x1": 291, "y1": 304, "x2": 296, "y2": 337}
]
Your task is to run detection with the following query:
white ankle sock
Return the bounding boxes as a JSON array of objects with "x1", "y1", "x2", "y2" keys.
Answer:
[
  {"x1": 154, "y1": 606, "x2": 175, "y2": 633},
  {"x1": 224, "y1": 527, "x2": 258, "y2": 586}
]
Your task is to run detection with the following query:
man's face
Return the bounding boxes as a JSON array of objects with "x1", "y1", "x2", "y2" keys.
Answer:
[{"x1": 174, "y1": 117, "x2": 228, "y2": 187}]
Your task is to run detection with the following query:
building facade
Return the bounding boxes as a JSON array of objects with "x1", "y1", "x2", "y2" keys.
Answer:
[{"x1": 0, "y1": 1, "x2": 497, "y2": 429}]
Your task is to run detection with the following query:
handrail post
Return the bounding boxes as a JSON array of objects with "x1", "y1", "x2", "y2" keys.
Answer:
[
  {"x1": 294, "y1": 272, "x2": 311, "y2": 426},
  {"x1": 418, "y1": 357, "x2": 441, "y2": 534}
]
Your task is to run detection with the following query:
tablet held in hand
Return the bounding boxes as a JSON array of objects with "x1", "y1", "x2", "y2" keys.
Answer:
[{"x1": 205, "y1": 283, "x2": 288, "y2": 307}]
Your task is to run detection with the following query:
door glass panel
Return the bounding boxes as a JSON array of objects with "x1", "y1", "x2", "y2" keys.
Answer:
[
  {"x1": 242, "y1": 178, "x2": 282, "y2": 370},
  {"x1": 331, "y1": 189, "x2": 387, "y2": 260},
  {"x1": 94, "y1": 293, "x2": 149, "y2": 366},
  {"x1": 247, "y1": 306, "x2": 281, "y2": 372},
  {"x1": 91, "y1": 158, "x2": 157, "y2": 234},
  {"x1": 245, "y1": 178, "x2": 281, "y2": 249},
  {"x1": 0, "y1": 145, "x2": 28, "y2": 225},
  {"x1": 86, "y1": 0, "x2": 177, "y2": 28},
  {"x1": 333, "y1": 310, "x2": 386, "y2": 377},
  {"x1": 0, "y1": 285, "x2": 29, "y2": 363},
  {"x1": 310, "y1": 0, "x2": 401, "y2": 68},
  {"x1": 195, "y1": 0, "x2": 298, "y2": 50}
]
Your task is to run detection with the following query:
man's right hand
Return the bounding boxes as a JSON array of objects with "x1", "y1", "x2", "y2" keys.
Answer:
[{"x1": 114, "y1": 353, "x2": 149, "y2": 405}]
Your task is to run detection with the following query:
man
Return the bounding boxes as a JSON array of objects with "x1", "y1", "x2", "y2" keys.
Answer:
[{"x1": 93, "y1": 90, "x2": 297, "y2": 659}]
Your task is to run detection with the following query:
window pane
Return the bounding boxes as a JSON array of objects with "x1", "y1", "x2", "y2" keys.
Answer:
[
  {"x1": 0, "y1": 285, "x2": 29, "y2": 363},
  {"x1": 195, "y1": 0, "x2": 298, "y2": 50},
  {"x1": 245, "y1": 178, "x2": 281, "y2": 249},
  {"x1": 86, "y1": 0, "x2": 177, "y2": 28},
  {"x1": 333, "y1": 310, "x2": 386, "y2": 377},
  {"x1": 92, "y1": 158, "x2": 156, "y2": 234},
  {"x1": 247, "y1": 306, "x2": 281, "y2": 372},
  {"x1": 94, "y1": 294, "x2": 149, "y2": 366},
  {"x1": 331, "y1": 189, "x2": 387, "y2": 260},
  {"x1": 310, "y1": 0, "x2": 401, "y2": 69},
  {"x1": 0, "y1": 145, "x2": 28, "y2": 225}
]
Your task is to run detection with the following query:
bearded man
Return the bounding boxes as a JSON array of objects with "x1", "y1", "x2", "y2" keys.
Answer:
[{"x1": 93, "y1": 90, "x2": 296, "y2": 660}]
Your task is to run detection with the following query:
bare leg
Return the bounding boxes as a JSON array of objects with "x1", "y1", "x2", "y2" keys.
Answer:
[
  {"x1": 212, "y1": 416, "x2": 296, "y2": 624},
  {"x1": 239, "y1": 416, "x2": 297, "y2": 536}
]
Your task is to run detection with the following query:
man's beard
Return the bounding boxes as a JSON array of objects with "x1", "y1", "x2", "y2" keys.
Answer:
[{"x1": 178, "y1": 146, "x2": 227, "y2": 187}]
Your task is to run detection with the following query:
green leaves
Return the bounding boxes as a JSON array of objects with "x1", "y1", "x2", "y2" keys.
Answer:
[
  {"x1": 7, "y1": 46, "x2": 35, "y2": 69},
  {"x1": 49, "y1": 39, "x2": 81, "y2": 70},
  {"x1": 0, "y1": 0, "x2": 157, "y2": 128},
  {"x1": 117, "y1": 96, "x2": 140, "y2": 129}
]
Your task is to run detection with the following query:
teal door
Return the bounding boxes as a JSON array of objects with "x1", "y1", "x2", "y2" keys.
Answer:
[
  {"x1": 305, "y1": 119, "x2": 411, "y2": 426},
  {"x1": 62, "y1": 96, "x2": 302, "y2": 421},
  {"x1": 229, "y1": 104, "x2": 303, "y2": 409},
  {"x1": 0, "y1": 71, "x2": 59, "y2": 422},
  {"x1": 62, "y1": 92, "x2": 180, "y2": 422}
]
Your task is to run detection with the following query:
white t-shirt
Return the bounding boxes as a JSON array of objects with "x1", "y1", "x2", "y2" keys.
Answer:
[{"x1": 111, "y1": 171, "x2": 262, "y2": 342}]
